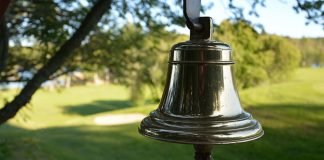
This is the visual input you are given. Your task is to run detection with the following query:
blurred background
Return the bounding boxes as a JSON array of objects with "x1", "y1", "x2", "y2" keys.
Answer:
[{"x1": 0, "y1": 0, "x2": 323, "y2": 159}]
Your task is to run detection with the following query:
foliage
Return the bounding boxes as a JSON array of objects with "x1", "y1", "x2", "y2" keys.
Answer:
[
  {"x1": 289, "y1": 37, "x2": 324, "y2": 66},
  {"x1": 77, "y1": 25, "x2": 188, "y2": 104},
  {"x1": 294, "y1": 0, "x2": 324, "y2": 26},
  {"x1": 8, "y1": 0, "x2": 88, "y2": 46},
  {"x1": 214, "y1": 20, "x2": 301, "y2": 88},
  {"x1": 2, "y1": 45, "x2": 51, "y2": 82},
  {"x1": 259, "y1": 35, "x2": 301, "y2": 80},
  {"x1": 8, "y1": 0, "x2": 183, "y2": 45}
]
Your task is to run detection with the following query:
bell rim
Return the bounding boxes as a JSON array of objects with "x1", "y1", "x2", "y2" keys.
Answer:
[
  {"x1": 138, "y1": 111, "x2": 264, "y2": 145},
  {"x1": 138, "y1": 127, "x2": 264, "y2": 145}
]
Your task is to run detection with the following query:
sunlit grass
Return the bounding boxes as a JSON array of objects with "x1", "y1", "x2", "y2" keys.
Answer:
[{"x1": 0, "y1": 68, "x2": 324, "y2": 160}]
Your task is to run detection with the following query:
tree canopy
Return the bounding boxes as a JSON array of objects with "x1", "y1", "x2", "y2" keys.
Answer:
[{"x1": 215, "y1": 20, "x2": 301, "y2": 88}]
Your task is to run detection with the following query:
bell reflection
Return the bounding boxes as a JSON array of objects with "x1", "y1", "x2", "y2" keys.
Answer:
[{"x1": 139, "y1": 40, "x2": 263, "y2": 144}]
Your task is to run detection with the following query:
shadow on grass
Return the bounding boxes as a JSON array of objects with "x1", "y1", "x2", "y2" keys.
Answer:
[
  {"x1": 247, "y1": 103, "x2": 324, "y2": 130},
  {"x1": 63, "y1": 100, "x2": 132, "y2": 116},
  {"x1": 0, "y1": 124, "x2": 194, "y2": 160},
  {"x1": 63, "y1": 99, "x2": 157, "y2": 116},
  {"x1": 0, "y1": 102, "x2": 324, "y2": 160}
]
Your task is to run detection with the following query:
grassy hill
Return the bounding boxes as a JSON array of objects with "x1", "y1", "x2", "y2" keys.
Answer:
[{"x1": 0, "y1": 68, "x2": 323, "y2": 160}]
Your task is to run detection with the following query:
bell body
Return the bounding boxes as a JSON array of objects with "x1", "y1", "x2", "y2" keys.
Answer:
[{"x1": 139, "y1": 40, "x2": 263, "y2": 144}]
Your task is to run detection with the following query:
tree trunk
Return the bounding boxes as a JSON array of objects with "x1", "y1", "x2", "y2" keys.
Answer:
[
  {"x1": 0, "y1": 17, "x2": 9, "y2": 78},
  {"x1": 0, "y1": 0, "x2": 113, "y2": 124},
  {"x1": 0, "y1": 0, "x2": 11, "y2": 20}
]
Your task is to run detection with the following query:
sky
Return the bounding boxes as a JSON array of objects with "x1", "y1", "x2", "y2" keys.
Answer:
[{"x1": 176, "y1": 0, "x2": 323, "y2": 38}]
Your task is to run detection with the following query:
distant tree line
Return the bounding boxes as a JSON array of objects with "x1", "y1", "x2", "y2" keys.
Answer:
[
  {"x1": 4, "y1": 20, "x2": 323, "y2": 103},
  {"x1": 289, "y1": 38, "x2": 324, "y2": 67}
]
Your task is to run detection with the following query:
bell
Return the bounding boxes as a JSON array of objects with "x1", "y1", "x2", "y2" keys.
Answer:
[{"x1": 138, "y1": 17, "x2": 263, "y2": 159}]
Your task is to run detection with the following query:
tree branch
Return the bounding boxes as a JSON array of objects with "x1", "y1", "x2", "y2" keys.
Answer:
[{"x1": 0, "y1": 0, "x2": 113, "y2": 124}]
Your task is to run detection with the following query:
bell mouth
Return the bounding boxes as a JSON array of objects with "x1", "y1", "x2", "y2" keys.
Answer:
[{"x1": 138, "y1": 110, "x2": 263, "y2": 145}]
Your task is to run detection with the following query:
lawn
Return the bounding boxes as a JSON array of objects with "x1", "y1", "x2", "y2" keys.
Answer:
[{"x1": 0, "y1": 68, "x2": 323, "y2": 160}]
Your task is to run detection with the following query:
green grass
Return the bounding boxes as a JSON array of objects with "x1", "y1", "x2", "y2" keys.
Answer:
[{"x1": 0, "y1": 68, "x2": 324, "y2": 160}]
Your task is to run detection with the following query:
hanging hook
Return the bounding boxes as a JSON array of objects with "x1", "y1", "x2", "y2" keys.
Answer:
[{"x1": 183, "y1": 0, "x2": 202, "y2": 31}]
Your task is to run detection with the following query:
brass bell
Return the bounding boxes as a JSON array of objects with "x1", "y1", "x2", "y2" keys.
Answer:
[{"x1": 139, "y1": 16, "x2": 263, "y2": 160}]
